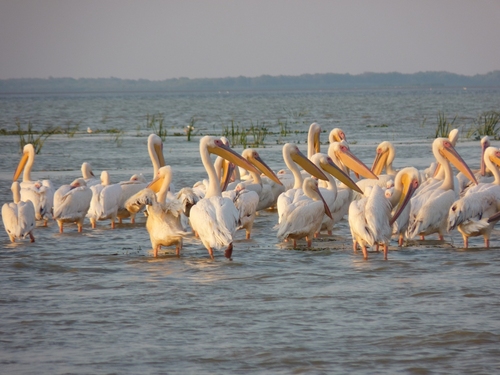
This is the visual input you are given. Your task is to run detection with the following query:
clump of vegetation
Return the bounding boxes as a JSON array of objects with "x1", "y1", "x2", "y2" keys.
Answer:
[
  {"x1": 146, "y1": 113, "x2": 167, "y2": 140},
  {"x1": 185, "y1": 116, "x2": 198, "y2": 141},
  {"x1": 466, "y1": 111, "x2": 500, "y2": 140},
  {"x1": 221, "y1": 119, "x2": 268, "y2": 148},
  {"x1": 434, "y1": 111, "x2": 457, "y2": 138},
  {"x1": 248, "y1": 121, "x2": 268, "y2": 147},
  {"x1": 16, "y1": 119, "x2": 60, "y2": 154}
]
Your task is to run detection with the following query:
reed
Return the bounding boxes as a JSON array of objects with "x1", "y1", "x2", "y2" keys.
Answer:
[
  {"x1": 146, "y1": 113, "x2": 167, "y2": 140},
  {"x1": 434, "y1": 111, "x2": 457, "y2": 138},
  {"x1": 249, "y1": 121, "x2": 268, "y2": 147},
  {"x1": 16, "y1": 119, "x2": 60, "y2": 154},
  {"x1": 185, "y1": 116, "x2": 198, "y2": 141},
  {"x1": 466, "y1": 111, "x2": 500, "y2": 140}
]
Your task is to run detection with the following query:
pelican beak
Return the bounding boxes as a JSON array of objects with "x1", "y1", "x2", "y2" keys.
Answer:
[
  {"x1": 313, "y1": 183, "x2": 332, "y2": 220},
  {"x1": 209, "y1": 143, "x2": 260, "y2": 175},
  {"x1": 220, "y1": 160, "x2": 235, "y2": 192},
  {"x1": 154, "y1": 142, "x2": 166, "y2": 168},
  {"x1": 13, "y1": 150, "x2": 29, "y2": 181},
  {"x1": 336, "y1": 147, "x2": 378, "y2": 180},
  {"x1": 250, "y1": 154, "x2": 282, "y2": 185},
  {"x1": 291, "y1": 149, "x2": 328, "y2": 180},
  {"x1": 147, "y1": 175, "x2": 163, "y2": 193},
  {"x1": 320, "y1": 158, "x2": 362, "y2": 194},
  {"x1": 488, "y1": 148, "x2": 500, "y2": 170},
  {"x1": 371, "y1": 149, "x2": 388, "y2": 175},
  {"x1": 440, "y1": 142, "x2": 477, "y2": 185},
  {"x1": 390, "y1": 173, "x2": 419, "y2": 226}
]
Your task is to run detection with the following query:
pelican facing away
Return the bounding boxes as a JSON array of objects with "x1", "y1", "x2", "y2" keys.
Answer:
[
  {"x1": 276, "y1": 177, "x2": 333, "y2": 248},
  {"x1": 13, "y1": 143, "x2": 55, "y2": 226},
  {"x1": 87, "y1": 171, "x2": 122, "y2": 229},
  {"x1": 126, "y1": 166, "x2": 187, "y2": 257},
  {"x1": 189, "y1": 136, "x2": 261, "y2": 260},
  {"x1": 53, "y1": 178, "x2": 92, "y2": 233},
  {"x1": 447, "y1": 146, "x2": 500, "y2": 248},
  {"x1": 2, "y1": 181, "x2": 36, "y2": 243}
]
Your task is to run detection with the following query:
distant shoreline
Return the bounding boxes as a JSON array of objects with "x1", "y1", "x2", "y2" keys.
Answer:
[{"x1": 1, "y1": 71, "x2": 499, "y2": 94}]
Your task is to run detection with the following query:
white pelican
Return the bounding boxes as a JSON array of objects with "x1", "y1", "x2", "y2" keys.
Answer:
[
  {"x1": 276, "y1": 143, "x2": 329, "y2": 223},
  {"x1": 309, "y1": 152, "x2": 363, "y2": 235},
  {"x1": 13, "y1": 143, "x2": 55, "y2": 226},
  {"x1": 189, "y1": 136, "x2": 261, "y2": 260},
  {"x1": 407, "y1": 138, "x2": 477, "y2": 241},
  {"x1": 148, "y1": 133, "x2": 166, "y2": 178},
  {"x1": 2, "y1": 181, "x2": 36, "y2": 243},
  {"x1": 81, "y1": 162, "x2": 100, "y2": 187},
  {"x1": 457, "y1": 136, "x2": 493, "y2": 193},
  {"x1": 276, "y1": 177, "x2": 333, "y2": 248},
  {"x1": 87, "y1": 171, "x2": 123, "y2": 229},
  {"x1": 223, "y1": 183, "x2": 259, "y2": 239},
  {"x1": 384, "y1": 167, "x2": 421, "y2": 246},
  {"x1": 126, "y1": 166, "x2": 187, "y2": 257},
  {"x1": 447, "y1": 146, "x2": 500, "y2": 248},
  {"x1": 53, "y1": 178, "x2": 92, "y2": 233}
]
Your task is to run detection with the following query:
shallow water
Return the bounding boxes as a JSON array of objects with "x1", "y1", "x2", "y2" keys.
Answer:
[{"x1": 1, "y1": 88, "x2": 500, "y2": 374}]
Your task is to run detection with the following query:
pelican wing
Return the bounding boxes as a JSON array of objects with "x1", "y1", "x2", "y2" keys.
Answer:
[{"x1": 53, "y1": 186, "x2": 92, "y2": 220}]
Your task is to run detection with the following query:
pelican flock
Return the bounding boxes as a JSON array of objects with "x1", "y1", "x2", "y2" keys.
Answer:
[{"x1": 3, "y1": 125, "x2": 500, "y2": 261}]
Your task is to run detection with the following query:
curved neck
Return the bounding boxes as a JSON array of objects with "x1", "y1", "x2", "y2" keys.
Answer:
[
  {"x1": 24, "y1": 148, "x2": 35, "y2": 182},
  {"x1": 157, "y1": 174, "x2": 172, "y2": 203},
  {"x1": 201, "y1": 144, "x2": 220, "y2": 198},
  {"x1": 435, "y1": 152, "x2": 454, "y2": 191},
  {"x1": 12, "y1": 183, "x2": 21, "y2": 204},
  {"x1": 485, "y1": 157, "x2": 500, "y2": 185},
  {"x1": 283, "y1": 149, "x2": 304, "y2": 189}
]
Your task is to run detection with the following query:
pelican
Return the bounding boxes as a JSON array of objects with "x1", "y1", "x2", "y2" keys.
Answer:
[
  {"x1": 384, "y1": 167, "x2": 421, "y2": 246},
  {"x1": 407, "y1": 138, "x2": 477, "y2": 241},
  {"x1": 53, "y1": 178, "x2": 92, "y2": 233},
  {"x1": 148, "y1": 133, "x2": 166, "y2": 178},
  {"x1": 126, "y1": 166, "x2": 187, "y2": 257},
  {"x1": 223, "y1": 183, "x2": 259, "y2": 239},
  {"x1": 276, "y1": 177, "x2": 333, "y2": 248},
  {"x1": 457, "y1": 136, "x2": 493, "y2": 193},
  {"x1": 81, "y1": 162, "x2": 99, "y2": 187},
  {"x1": 87, "y1": 171, "x2": 123, "y2": 229},
  {"x1": 13, "y1": 143, "x2": 55, "y2": 226},
  {"x1": 276, "y1": 143, "x2": 329, "y2": 223},
  {"x1": 447, "y1": 146, "x2": 500, "y2": 248},
  {"x1": 309, "y1": 152, "x2": 363, "y2": 235},
  {"x1": 189, "y1": 136, "x2": 261, "y2": 260},
  {"x1": 2, "y1": 181, "x2": 36, "y2": 243}
]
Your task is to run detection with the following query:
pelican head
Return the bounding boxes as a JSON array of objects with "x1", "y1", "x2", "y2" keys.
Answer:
[
  {"x1": 303, "y1": 177, "x2": 332, "y2": 220},
  {"x1": 329, "y1": 128, "x2": 346, "y2": 143},
  {"x1": 310, "y1": 153, "x2": 362, "y2": 193},
  {"x1": 283, "y1": 143, "x2": 328, "y2": 181},
  {"x1": 371, "y1": 141, "x2": 395, "y2": 175},
  {"x1": 328, "y1": 142, "x2": 378, "y2": 180},
  {"x1": 81, "y1": 162, "x2": 95, "y2": 179},
  {"x1": 148, "y1": 165, "x2": 172, "y2": 194},
  {"x1": 480, "y1": 136, "x2": 492, "y2": 176},
  {"x1": 434, "y1": 138, "x2": 477, "y2": 185},
  {"x1": 242, "y1": 148, "x2": 282, "y2": 185}
]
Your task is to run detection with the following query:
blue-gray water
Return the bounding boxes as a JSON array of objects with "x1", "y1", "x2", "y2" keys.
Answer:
[{"x1": 1, "y1": 88, "x2": 500, "y2": 374}]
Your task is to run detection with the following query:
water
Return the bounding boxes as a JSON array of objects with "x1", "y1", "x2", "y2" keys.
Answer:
[{"x1": 1, "y1": 88, "x2": 500, "y2": 374}]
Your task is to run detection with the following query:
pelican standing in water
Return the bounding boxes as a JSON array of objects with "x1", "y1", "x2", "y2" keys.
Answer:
[
  {"x1": 447, "y1": 146, "x2": 500, "y2": 248},
  {"x1": 407, "y1": 138, "x2": 477, "y2": 241},
  {"x1": 126, "y1": 166, "x2": 187, "y2": 257},
  {"x1": 276, "y1": 177, "x2": 333, "y2": 248},
  {"x1": 13, "y1": 143, "x2": 55, "y2": 226},
  {"x1": 87, "y1": 171, "x2": 123, "y2": 229},
  {"x1": 81, "y1": 162, "x2": 99, "y2": 187},
  {"x1": 189, "y1": 136, "x2": 261, "y2": 260},
  {"x1": 2, "y1": 181, "x2": 36, "y2": 243},
  {"x1": 53, "y1": 178, "x2": 92, "y2": 233}
]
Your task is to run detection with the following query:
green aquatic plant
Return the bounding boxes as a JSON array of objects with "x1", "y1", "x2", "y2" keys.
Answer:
[
  {"x1": 466, "y1": 111, "x2": 500, "y2": 140},
  {"x1": 434, "y1": 111, "x2": 457, "y2": 138},
  {"x1": 185, "y1": 116, "x2": 198, "y2": 141},
  {"x1": 249, "y1": 121, "x2": 268, "y2": 148},
  {"x1": 16, "y1": 119, "x2": 60, "y2": 154},
  {"x1": 146, "y1": 113, "x2": 167, "y2": 140}
]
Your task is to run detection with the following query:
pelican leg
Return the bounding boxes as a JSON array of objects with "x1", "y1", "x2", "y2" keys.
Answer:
[
  {"x1": 463, "y1": 235, "x2": 469, "y2": 249},
  {"x1": 375, "y1": 243, "x2": 380, "y2": 252},
  {"x1": 438, "y1": 234, "x2": 444, "y2": 241},
  {"x1": 314, "y1": 232, "x2": 319, "y2": 238},
  {"x1": 29, "y1": 232, "x2": 35, "y2": 243},
  {"x1": 130, "y1": 215, "x2": 135, "y2": 224},
  {"x1": 306, "y1": 236, "x2": 312, "y2": 247},
  {"x1": 383, "y1": 244, "x2": 388, "y2": 260},
  {"x1": 246, "y1": 230, "x2": 251, "y2": 240},
  {"x1": 353, "y1": 241, "x2": 358, "y2": 252},
  {"x1": 420, "y1": 235, "x2": 425, "y2": 240},
  {"x1": 111, "y1": 220, "x2": 115, "y2": 229},
  {"x1": 224, "y1": 243, "x2": 233, "y2": 260},
  {"x1": 398, "y1": 234, "x2": 404, "y2": 247},
  {"x1": 361, "y1": 245, "x2": 368, "y2": 260},
  {"x1": 293, "y1": 239, "x2": 298, "y2": 248},
  {"x1": 207, "y1": 247, "x2": 214, "y2": 260},
  {"x1": 485, "y1": 237, "x2": 490, "y2": 248},
  {"x1": 176, "y1": 240, "x2": 182, "y2": 258},
  {"x1": 77, "y1": 223, "x2": 83, "y2": 233},
  {"x1": 153, "y1": 245, "x2": 159, "y2": 258},
  {"x1": 58, "y1": 222, "x2": 64, "y2": 233},
  {"x1": 91, "y1": 219, "x2": 97, "y2": 229},
  {"x1": 327, "y1": 230, "x2": 332, "y2": 235}
]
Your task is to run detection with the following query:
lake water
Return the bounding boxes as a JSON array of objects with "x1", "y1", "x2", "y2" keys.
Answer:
[{"x1": 1, "y1": 87, "x2": 500, "y2": 374}]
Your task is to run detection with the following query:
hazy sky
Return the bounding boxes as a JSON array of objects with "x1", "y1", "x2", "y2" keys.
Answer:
[{"x1": 1, "y1": 0, "x2": 499, "y2": 80}]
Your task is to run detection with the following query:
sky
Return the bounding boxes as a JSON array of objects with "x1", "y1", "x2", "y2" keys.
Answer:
[{"x1": 1, "y1": 0, "x2": 499, "y2": 80}]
